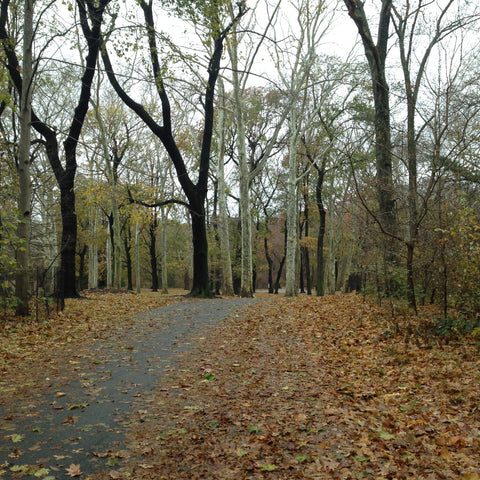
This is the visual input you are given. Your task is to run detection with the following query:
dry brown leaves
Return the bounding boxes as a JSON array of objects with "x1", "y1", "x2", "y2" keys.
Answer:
[
  {"x1": 116, "y1": 294, "x2": 480, "y2": 480},
  {"x1": 0, "y1": 289, "x2": 187, "y2": 404}
]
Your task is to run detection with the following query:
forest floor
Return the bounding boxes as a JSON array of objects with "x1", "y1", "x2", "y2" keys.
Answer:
[{"x1": 1, "y1": 291, "x2": 480, "y2": 479}]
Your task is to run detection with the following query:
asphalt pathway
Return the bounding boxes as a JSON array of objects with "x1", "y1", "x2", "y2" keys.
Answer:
[{"x1": 0, "y1": 297, "x2": 260, "y2": 479}]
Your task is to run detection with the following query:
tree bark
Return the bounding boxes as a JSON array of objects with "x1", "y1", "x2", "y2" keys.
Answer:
[
  {"x1": 316, "y1": 169, "x2": 326, "y2": 296},
  {"x1": 264, "y1": 235, "x2": 274, "y2": 294},
  {"x1": 160, "y1": 207, "x2": 168, "y2": 294},
  {"x1": 227, "y1": 22, "x2": 253, "y2": 298},
  {"x1": 106, "y1": 220, "x2": 112, "y2": 288},
  {"x1": 88, "y1": 207, "x2": 98, "y2": 289},
  {"x1": 124, "y1": 220, "x2": 133, "y2": 291},
  {"x1": 135, "y1": 222, "x2": 141, "y2": 294},
  {"x1": 285, "y1": 109, "x2": 299, "y2": 297},
  {"x1": 148, "y1": 214, "x2": 159, "y2": 292},
  {"x1": 215, "y1": 78, "x2": 234, "y2": 296},
  {"x1": 14, "y1": 0, "x2": 33, "y2": 315}
]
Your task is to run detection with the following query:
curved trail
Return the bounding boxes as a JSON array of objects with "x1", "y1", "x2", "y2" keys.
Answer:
[{"x1": 0, "y1": 297, "x2": 261, "y2": 478}]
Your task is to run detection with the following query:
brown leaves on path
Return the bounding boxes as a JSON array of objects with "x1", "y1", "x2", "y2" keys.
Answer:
[{"x1": 117, "y1": 294, "x2": 480, "y2": 480}]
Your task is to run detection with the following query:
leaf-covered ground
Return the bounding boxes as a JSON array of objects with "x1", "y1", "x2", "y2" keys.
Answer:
[
  {"x1": 96, "y1": 294, "x2": 479, "y2": 480},
  {"x1": 2, "y1": 292, "x2": 480, "y2": 479}
]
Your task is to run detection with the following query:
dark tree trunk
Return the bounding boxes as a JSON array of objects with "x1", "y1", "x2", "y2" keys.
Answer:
[
  {"x1": 189, "y1": 204, "x2": 210, "y2": 297},
  {"x1": 274, "y1": 255, "x2": 286, "y2": 295},
  {"x1": 78, "y1": 244, "x2": 87, "y2": 291},
  {"x1": 58, "y1": 172, "x2": 78, "y2": 298},
  {"x1": 303, "y1": 248, "x2": 311, "y2": 295},
  {"x1": 148, "y1": 218, "x2": 159, "y2": 292},
  {"x1": 124, "y1": 235, "x2": 133, "y2": 291},
  {"x1": 316, "y1": 169, "x2": 326, "y2": 296},
  {"x1": 344, "y1": 0, "x2": 397, "y2": 296},
  {"x1": 264, "y1": 236, "x2": 274, "y2": 294},
  {"x1": 303, "y1": 184, "x2": 312, "y2": 295},
  {"x1": 274, "y1": 224, "x2": 287, "y2": 294},
  {"x1": 299, "y1": 219, "x2": 305, "y2": 294}
]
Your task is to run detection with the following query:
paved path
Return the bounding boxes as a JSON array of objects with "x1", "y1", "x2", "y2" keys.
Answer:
[{"x1": 0, "y1": 298, "x2": 260, "y2": 478}]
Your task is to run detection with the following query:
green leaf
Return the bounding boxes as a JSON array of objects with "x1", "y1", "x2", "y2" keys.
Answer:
[
  {"x1": 354, "y1": 456, "x2": 370, "y2": 463},
  {"x1": 183, "y1": 405, "x2": 199, "y2": 410},
  {"x1": 10, "y1": 465, "x2": 29, "y2": 473},
  {"x1": 204, "y1": 373, "x2": 216, "y2": 381},
  {"x1": 33, "y1": 468, "x2": 50, "y2": 477},
  {"x1": 377, "y1": 428, "x2": 395, "y2": 440},
  {"x1": 296, "y1": 455, "x2": 310, "y2": 463},
  {"x1": 106, "y1": 457, "x2": 119, "y2": 467},
  {"x1": 248, "y1": 425, "x2": 260, "y2": 433},
  {"x1": 259, "y1": 464, "x2": 277, "y2": 471},
  {"x1": 11, "y1": 434, "x2": 24, "y2": 443}
]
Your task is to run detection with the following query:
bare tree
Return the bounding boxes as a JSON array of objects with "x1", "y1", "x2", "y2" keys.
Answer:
[{"x1": 101, "y1": 0, "x2": 247, "y2": 297}]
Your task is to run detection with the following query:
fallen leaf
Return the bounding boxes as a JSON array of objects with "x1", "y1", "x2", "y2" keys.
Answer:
[
  {"x1": 65, "y1": 464, "x2": 82, "y2": 477},
  {"x1": 10, "y1": 434, "x2": 24, "y2": 443}
]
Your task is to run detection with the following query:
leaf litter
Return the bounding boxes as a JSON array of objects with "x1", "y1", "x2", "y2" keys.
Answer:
[
  {"x1": 2, "y1": 291, "x2": 479, "y2": 479},
  {"x1": 90, "y1": 293, "x2": 479, "y2": 480}
]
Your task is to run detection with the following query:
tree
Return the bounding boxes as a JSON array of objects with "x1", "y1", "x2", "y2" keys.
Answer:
[
  {"x1": 272, "y1": 0, "x2": 335, "y2": 297},
  {"x1": 101, "y1": 0, "x2": 247, "y2": 297},
  {"x1": 213, "y1": 78, "x2": 234, "y2": 295},
  {"x1": 343, "y1": 0, "x2": 397, "y2": 294},
  {"x1": 0, "y1": 0, "x2": 111, "y2": 301},
  {"x1": 14, "y1": 0, "x2": 33, "y2": 315},
  {"x1": 391, "y1": 0, "x2": 480, "y2": 311},
  {"x1": 224, "y1": 0, "x2": 283, "y2": 297}
]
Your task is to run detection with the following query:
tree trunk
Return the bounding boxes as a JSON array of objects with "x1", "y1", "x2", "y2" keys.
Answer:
[
  {"x1": 264, "y1": 235, "x2": 274, "y2": 294},
  {"x1": 148, "y1": 216, "x2": 159, "y2": 292},
  {"x1": 14, "y1": 0, "x2": 33, "y2": 316},
  {"x1": 303, "y1": 175, "x2": 312, "y2": 295},
  {"x1": 285, "y1": 113, "x2": 299, "y2": 297},
  {"x1": 135, "y1": 222, "x2": 141, "y2": 294},
  {"x1": 344, "y1": 0, "x2": 397, "y2": 292},
  {"x1": 216, "y1": 78, "x2": 234, "y2": 296},
  {"x1": 274, "y1": 255, "x2": 286, "y2": 295},
  {"x1": 58, "y1": 174, "x2": 78, "y2": 298},
  {"x1": 316, "y1": 169, "x2": 326, "y2": 296},
  {"x1": 160, "y1": 207, "x2": 168, "y2": 294},
  {"x1": 228, "y1": 26, "x2": 253, "y2": 298},
  {"x1": 274, "y1": 223, "x2": 287, "y2": 294},
  {"x1": 189, "y1": 203, "x2": 211, "y2": 297},
  {"x1": 124, "y1": 225, "x2": 133, "y2": 291},
  {"x1": 88, "y1": 207, "x2": 98, "y2": 289},
  {"x1": 106, "y1": 221, "x2": 112, "y2": 288}
]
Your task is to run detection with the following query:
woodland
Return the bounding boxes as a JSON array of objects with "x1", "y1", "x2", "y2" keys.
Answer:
[
  {"x1": 1, "y1": 0, "x2": 480, "y2": 326},
  {"x1": 2, "y1": 1, "x2": 480, "y2": 478}
]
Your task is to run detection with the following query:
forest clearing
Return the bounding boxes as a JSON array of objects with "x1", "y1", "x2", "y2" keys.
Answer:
[{"x1": 1, "y1": 291, "x2": 479, "y2": 479}]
